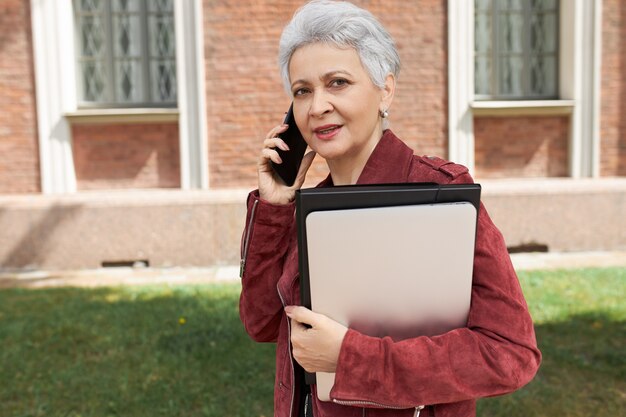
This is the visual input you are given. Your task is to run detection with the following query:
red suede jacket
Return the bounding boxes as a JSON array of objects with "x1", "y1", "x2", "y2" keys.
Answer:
[{"x1": 239, "y1": 130, "x2": 541, "y2": 417}]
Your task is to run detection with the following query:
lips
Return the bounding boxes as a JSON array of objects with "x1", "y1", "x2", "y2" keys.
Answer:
[{"x1": 313, "y1": 124, "x2": 342, "y2": 140}]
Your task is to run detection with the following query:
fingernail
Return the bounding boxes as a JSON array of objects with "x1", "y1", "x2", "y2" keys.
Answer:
[{"x1": 285, "y1": 306, "x2": 294, "y2": 314}]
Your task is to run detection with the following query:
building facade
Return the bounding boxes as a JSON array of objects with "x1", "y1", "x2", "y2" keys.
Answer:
[{"x1": 0, "y1": 0, "x2": 624, "y2": 269}]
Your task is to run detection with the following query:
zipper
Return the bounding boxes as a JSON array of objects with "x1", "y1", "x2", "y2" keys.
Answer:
[
  {"x1": 333, "y1": 400, "x2": 424, "y2": 416},
  {"x1": 413, "y1": 405, "x2": 425, "y2": 417},
  {"x1": 277, "y1": 282, "x2": 296, "y2": 417},
  {"x1": 239, "y1": 199, "x2": 259, "y2": 277},
  {"x1": 304, "y1": 393, "x2": 311, "y2": 417}
]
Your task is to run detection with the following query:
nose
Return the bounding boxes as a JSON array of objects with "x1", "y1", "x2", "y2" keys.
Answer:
[{"x1": 308, "y1": 90, "x2": 333, "y2": 118}]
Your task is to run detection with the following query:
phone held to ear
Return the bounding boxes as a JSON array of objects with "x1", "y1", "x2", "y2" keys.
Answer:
[{"x1": 272, "y1": 103, "x2": 308, "y2": 186}]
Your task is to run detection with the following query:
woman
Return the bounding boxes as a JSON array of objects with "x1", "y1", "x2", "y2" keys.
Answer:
[{"x1": 239, "y1": 1, "x2": 541, "y2": 416}]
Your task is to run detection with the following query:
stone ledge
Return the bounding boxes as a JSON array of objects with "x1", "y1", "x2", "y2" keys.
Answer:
[
  {"x1": 2, "y1": 178, "x2": 624, "y2": 205},
  {"x1": 479, "y1": 177, "x2": 626, "y2": 195},
  {"x1": 0, "y1": 188, "x2": 251, "y2": 208},
  {"x1": 471, "y1": 100, "x2": 575, "y2": 117},
  {"x1": 0, "y1": 180, "x2": 623, "y2": 270},
  {"x1": 65, "y1": 108, "x2": 179, "y2": 124}
]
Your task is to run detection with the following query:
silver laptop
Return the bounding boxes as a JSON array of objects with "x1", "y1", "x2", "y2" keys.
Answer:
[{"x1": 305, "y1": 202, "x2": 477, "y2": 401}]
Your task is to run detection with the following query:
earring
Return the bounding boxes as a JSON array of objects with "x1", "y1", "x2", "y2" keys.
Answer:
[{"x1": 379, "y1": 108, "x2": 389, "y2": 119}]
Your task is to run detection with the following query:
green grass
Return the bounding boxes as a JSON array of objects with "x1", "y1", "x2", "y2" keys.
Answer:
[
  {"x1": 0, "y1": 284, "x2": 275, "y2": 417},
  {"x1": 0, "y1": 268, "x2": 624, "y2": 416},
  {"x1": 477, "y1": 267, "x2": 625, "y2": 416}
]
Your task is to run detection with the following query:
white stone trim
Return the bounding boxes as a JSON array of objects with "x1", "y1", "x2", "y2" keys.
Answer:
[
  {"x1": 175, "y1": 0, "x2": 209, "y2": 189},
  {"x1": 30, "y1": 0, "x2": 77, "y2": 194},
  {"x1": 561, "y1": 0, "x2": 602, "y2": 178},
  {"x1": 471, "y1": 100, "x2": 575, "y2": 117},
  {"x1": 447, "y1": 0, "x2": 475, "y2": 173},
  {"x1": 561, "y1": 0, "x2": 583, "y2": 178},
  {"x1": 590, "y1": 0, "x2": 603, "y2": 178},
  {"x1": 65, "y1": 108, "x2": 180, "y2": 124}
]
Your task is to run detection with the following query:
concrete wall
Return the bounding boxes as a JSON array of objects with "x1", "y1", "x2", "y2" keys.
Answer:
[
  {"x1": 481, "y1": 179, "x2": 626, "y2": 252},
  {"x1": 0, "y1": 189, "x2": 248, "y2": 270},
  {"x1": 1, "y1": 179, "x2": 624, "y2": 271}
]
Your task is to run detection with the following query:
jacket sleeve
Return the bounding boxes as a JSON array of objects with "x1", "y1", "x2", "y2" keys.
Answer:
[
  {"x1": 239, "y1": 190, "x2": 295, "y2": 343},
  {"x1": 330, "y1": 173, "x2": 541, "y2": 407}
]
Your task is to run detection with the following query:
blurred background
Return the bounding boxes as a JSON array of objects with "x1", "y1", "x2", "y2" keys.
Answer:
[{"x1": 0, "y1": 0, "x2": 624, "y2": 416}]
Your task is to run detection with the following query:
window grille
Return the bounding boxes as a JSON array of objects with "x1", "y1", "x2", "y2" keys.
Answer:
[
  {"x1": 74, "y1": 0, "x2": 177, "y2": 107},
  {"x1": 474, "y1": 0, "x2": 559, "y2": 100}
]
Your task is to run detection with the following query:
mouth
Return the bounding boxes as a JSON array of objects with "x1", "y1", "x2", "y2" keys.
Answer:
[{"x1": 313, "y1": 124, "x2": 342, "y2": 140}]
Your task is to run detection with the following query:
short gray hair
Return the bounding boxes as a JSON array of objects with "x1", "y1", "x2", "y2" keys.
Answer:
[{"x1": 278, "y1": 0, "x2": 401, "y2": 95}]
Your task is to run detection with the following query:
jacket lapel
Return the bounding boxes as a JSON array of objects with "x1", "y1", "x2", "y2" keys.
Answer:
[
  {"x1": 316, "y1": 130, "x2": 415, "y2": 187},
  {"x1": 356, "y1": 130, "x2": 414, "y2": 185}
]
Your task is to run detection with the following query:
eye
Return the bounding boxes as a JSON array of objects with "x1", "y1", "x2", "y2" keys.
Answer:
[
  {"x1": 330, "y1": 78, "x2": 349, "y2": 88},
  {"x1": 293, "y1": 87, "x2": 310, "y2": 97}
]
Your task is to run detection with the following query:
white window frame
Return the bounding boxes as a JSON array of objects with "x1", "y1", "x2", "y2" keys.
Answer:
[
  {"x1": 31, "y1": 0, "x2": 77, "y2": 194},
  {"x1": 448, "y1": 0, "x2": 602, "y2": 178},
  {"x1": 31, "y1": 0, "x2": 208, "y2": 193}
]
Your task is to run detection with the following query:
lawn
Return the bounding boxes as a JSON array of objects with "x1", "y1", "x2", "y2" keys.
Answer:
[{"x1": 0, "y1": 268, "x2": 624, "y2": 417}]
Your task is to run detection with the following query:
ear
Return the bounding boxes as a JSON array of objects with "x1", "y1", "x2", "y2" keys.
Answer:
[{"x1": 380, "y1": 73, "x2": 396, "y2": 111}]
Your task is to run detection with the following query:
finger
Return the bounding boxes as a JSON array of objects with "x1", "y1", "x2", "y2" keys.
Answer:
[
  {"x1": 292, "y1": 151, "x2": 316, "y2": 188},
  {"x1": 265, "y1": 124, "x2": 288, "y2": 140},
  {"x1": 263, "y1": 137, "x2": 290, "y2": 151},
  {"x1": 259, "y1": 148, "x2": 282, "y2": 165},
  {"x1": 285, "y1": 305, "x2": 321, "y2": 328},
  {"x1": 289, "y1": 317, "x2": 308, "y2": 334}
]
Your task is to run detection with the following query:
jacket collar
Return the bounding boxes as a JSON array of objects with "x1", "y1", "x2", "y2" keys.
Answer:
[{"x1": 317, "y1": 129, "x2": 414, "y2": 187}]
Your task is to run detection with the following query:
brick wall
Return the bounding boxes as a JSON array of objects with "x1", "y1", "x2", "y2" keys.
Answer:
[
  {"x1": 203, "y1": 0, "x2": 448, "y2": 188},
  {"x1": 4, "y1": 0, "x2": 622, "y2": 196},
  {"x1": 474, "y1": 116, "x2": 569, "y2": 179},
  {"x1": 71, "y1": 123, "x2": 180, "y2": 190},
  {"x1": 0, "y1": 0, "x2": 40, "y2": 194},
  {"x1": 601, "y1": 0, "x2": 626, "y2": 176}
]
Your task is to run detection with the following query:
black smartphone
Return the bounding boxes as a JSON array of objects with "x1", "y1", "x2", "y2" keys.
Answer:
[{"x1": 271, "y1": 103, "x2": 307, "y2": 186}]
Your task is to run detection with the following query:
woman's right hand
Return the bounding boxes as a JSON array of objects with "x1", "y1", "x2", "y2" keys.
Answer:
[{"x1": 258, "y1": 124, "x2": 316, "y2": 205}]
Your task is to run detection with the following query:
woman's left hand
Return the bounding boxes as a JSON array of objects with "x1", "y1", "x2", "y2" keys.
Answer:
[{"x1": 285, "y1": 306, "x2": 349, "y2": 373}]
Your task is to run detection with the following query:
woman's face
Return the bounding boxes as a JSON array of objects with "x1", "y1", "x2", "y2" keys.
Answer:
[{"x1": 288, "y1": 43, "x2": 394, "y2": 167}]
